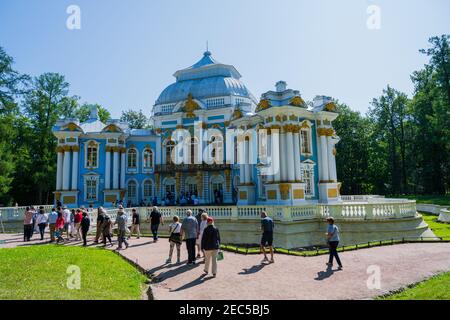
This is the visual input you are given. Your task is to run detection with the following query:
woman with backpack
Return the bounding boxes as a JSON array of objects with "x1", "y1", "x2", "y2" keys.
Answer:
[{"x1": 166, "y1": 216, "x2": 182, "y2": 264}]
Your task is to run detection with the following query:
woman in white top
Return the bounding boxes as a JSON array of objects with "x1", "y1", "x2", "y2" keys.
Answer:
[
  {"x1": 36, "y1": 208, "x2": 48, "y2": 241},
  {"x1": 196, "y1": 212, "x2": 208, "y2": 259},
  {"x1": 166, "y1": 216, "x2": 183, "y2": 264}
]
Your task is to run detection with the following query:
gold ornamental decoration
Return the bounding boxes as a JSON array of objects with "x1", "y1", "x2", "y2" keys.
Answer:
[
  {"x1": 317, "y1": 128, "x2": 335, "y2": 137},
  {"x1": 182, "y1": 93, "x2": 200, "y2": 118},
  {"x1": 196, "y1": 171, "x2": 203, "y2": 197},
  {"x1": 289, "y1": 96, "x2": 305, "y2": 107},
  {"x1": 231, "y1": 106, "x2": 243, "y2": 120},
  {"x1": 324, "y1": 102, "x2": 337, "y2": 112},
  {"x1": 279, "y1": 183, "x2": 291, "y2": 200},
  {"x1": 256, "y1": 99, "x2": 271, "y2": 112}
]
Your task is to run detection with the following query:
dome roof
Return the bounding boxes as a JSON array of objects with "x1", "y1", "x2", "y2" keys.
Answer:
[{"x1": 155, "y1": 51, "x2": 255, "y2": 105}]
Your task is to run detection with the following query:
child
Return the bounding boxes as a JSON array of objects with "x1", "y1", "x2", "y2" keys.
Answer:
[{"x1": 166, "y1": 216, "x2": 182, "y2": 264}]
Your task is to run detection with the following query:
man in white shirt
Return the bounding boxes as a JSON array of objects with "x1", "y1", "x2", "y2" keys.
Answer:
[{"x1": 62, "y1": 206, "x2": 71, "y2": 239}]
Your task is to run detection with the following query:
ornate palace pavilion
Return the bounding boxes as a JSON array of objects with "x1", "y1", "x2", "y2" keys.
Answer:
[{"x1": 52, "y1": 51, "x2": 341, "y2": 208}]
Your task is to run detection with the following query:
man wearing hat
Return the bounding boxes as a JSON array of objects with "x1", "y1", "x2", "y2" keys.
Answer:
[{"x1": 326, "y1": 217, "x2": 343, "y2": 269}]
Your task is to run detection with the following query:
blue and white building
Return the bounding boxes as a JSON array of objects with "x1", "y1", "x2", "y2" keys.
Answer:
[{"x1": 52, "y1": 51, "x2": 341, "y2": 208}]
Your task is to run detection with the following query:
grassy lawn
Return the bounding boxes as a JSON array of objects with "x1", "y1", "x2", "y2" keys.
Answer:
[
  {"x1": 421, "y1": 212, "x2": 450, "y2": 240},
  {"x1": 0, "y1": 245, "x2": 147, "y2": 300},
  {"x1": 380, "y1": 271, "x2": 450, "y2": 300},
  {"x1": 392, "y1": 194, "x2": 450, "y2": 207}
]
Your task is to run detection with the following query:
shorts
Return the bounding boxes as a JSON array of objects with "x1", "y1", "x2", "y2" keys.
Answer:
[
  {"x1": 261, "y1": 231, "x2": 273, "y2": 247},
  {"x1": 64, "y1": 223, "x2": 69, "y2": 232}
]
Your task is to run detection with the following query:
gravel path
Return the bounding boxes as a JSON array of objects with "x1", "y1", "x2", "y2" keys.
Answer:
[{"x1": 1, "y1": 233, "x2": 449, "y2": 300}]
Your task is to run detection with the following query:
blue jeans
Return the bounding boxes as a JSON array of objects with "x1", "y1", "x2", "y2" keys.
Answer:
[{"x1": 151, "y1": 224, "x2": 160, "y2": 240}]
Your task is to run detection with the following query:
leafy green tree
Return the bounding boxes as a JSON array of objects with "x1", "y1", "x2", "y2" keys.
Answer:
[
  {"x1": 120, "y1": 109, "x2": 149, "y2": 129},
  {"x1": 73, "y1": 103, "x2": 111, "y2": 123},
  {"x1": 23, "y1": 73, "x2": 71, "y2": 203}
]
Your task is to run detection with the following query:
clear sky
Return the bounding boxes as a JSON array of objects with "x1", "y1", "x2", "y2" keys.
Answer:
[{"x1": 1, "y1": 0, "x2": 449, "y2": 118}]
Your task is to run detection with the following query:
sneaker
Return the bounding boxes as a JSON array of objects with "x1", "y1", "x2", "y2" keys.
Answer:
[
  {"x1": 270, "y1": 258, "x2": 275, "y2": 263},
  {"x1": 203, "y1": 270, "x2": 208, "y2": 274},
  {"x1": 176, "y1": 258, "x2": 181, "y2": 264},
  {"x1": 326, "y1": 262, "x2": 332, "y2": 267},
  {"x1": 338, "y1": 265, "x2": 343, "y2": 270},
  {"x1": 166, "y1": 258, "x2": 172, "y2": 264},
  {"x1": 212, "y1": 274, "x2": 216, "y2": 278},
  {"x1": 262, "y1": 257, "x2": 269, "y2": 263}
]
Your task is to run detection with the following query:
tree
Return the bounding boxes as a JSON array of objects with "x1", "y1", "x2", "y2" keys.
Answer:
[
  {"x1": 23, "y1": 73, "x2": 71, "y2": 203},
  {"x1": 71, "y1": 103, "x2": 111, "y2": 123},
  {"x1": 120, "y1": 109, "x2": 149, "y2": 129},
  {"x1": 0, "y1": 46, "x2": 29, "y2": 205},
  {"x1": 334, "y1": 103, "x2": 372, "y2": 194},
  {"x1": 368, "y1": 86, "x2": 410, "y2": 194}
]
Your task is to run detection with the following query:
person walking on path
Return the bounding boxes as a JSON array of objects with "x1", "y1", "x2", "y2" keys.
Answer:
[
  {"x1": 201, "y1": 217, "x2": 221, "y2": 277},
  {"x1": 62, "y1": 206, "x2": 71, "y2": 240},
  {"x1": 80, "y1": 211, "x2": 90, "y2": 246},
  {"x1": 196, "y1": 212, "x2": 208, "y2": 259},
  {"x1": 101, "y1": 213, "x2": 113, "y2": 246},
  {"x1": 181, "y1": 209, "x2": 199, "y2": 265},
  {"x1": 94, "y1": 207, "x2": 106, "y2": 243},
  {"x1": 260, "y1": 211, "x2": 275, "y2": 264},
  {"x1": 148, "y1": 206, "x2": 164, "y2": 242},
  {"x1": 195, "y1": 209, "x2": 204, "y2": 256},
  {"x1": 326, "y1": 217, "x2": 343, "y2": 270},
  {"x1": 166, "y1": 215, "x2": 183, "y2": 264},
  {"x1": 48, "y1": 207, "x2": 58, "y2": 243},
  {"x1": 69, "y1": 209, "x2": 76, "y2": 239},
  {"x1": 114, "y1": 210, "x2": 129, "y2": 250},
  {"x1": 129, "y1": 208, "x2": 141, "y2": 239},
  {"x1": 23, "y1": 207, "x2": 34, "y2": 242},
  {"x1": 36, "y1": 208, "x2": 48, "y2": 240},
  {"x1": 74, "y1": 209, "x2": 83, "y2": 241},
  {"x1": 55, "y1": 211, "x2": 65, "y2": 244}
]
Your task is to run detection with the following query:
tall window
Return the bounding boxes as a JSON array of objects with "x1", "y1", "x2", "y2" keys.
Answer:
[
  {"x1": 301, "y1": 165, "x2": 314, "y2": 196},
  {"x1": 85, "y1": 176, "x2": 98, "y2": 201},
  {"x1": 127, "y1": 180, "x2": 137, "y2": 203},
  {"x1": 143, "y1": 149, "x2": 153, "y2": 169},
  {"x1": 86, "y1": 141, "x2": 98, "y2": 167},
  {"x1": 300, "y1": 130, "x2": 311, "y2": 154},
  {"x1": 165, "y1": 140, "x2": 175, "y2": 165},
  {"x1": 127, "y1": 149, "x2": 137, "y2": 168},
  {"x1": 143, "y1": 180, "x2": 153, "y2": 200}
]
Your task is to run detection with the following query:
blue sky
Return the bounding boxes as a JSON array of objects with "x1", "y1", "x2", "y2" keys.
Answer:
[{"x1": 0, "y1": 0, "x2": 449, "y2": 118}]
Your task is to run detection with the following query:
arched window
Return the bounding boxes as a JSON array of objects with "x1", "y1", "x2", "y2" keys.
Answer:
[
  {"x1": 143, "y1": 149, "x2": 153, "y2": 169},
  {"x1": 127, "y1": 149, "x2": 137, "y2": 168},
  {"x1": 86, "y1": 141, "x2": 98, "y2": 168},
  {"x1": 127, "y1": 180, "x2": 137, "y2": 203},
  {"x1": 143, "y1": 180, "x2": 153, "y2": 201},
  {"x1": 165, "y1": 140, "x2": 175, "y2": 165}
]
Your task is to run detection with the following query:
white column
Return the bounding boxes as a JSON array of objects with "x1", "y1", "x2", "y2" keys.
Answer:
[
  {"x1": 113, "y1": 150, "x2": 119, "y2": 189},
  {"x1": 120, "y1": 150, "x2": 127, "y2": 189},
  {"x1": 319, "y1": 134, "x2": 329, "y2": 181},
  {"x1": 286, "y1": 131, "x2": 295, "y2": 182},
  {"x1": 280, "y1": 133, "x2": 287, "y2": 182},
  {"x1": 266, "y1": 132, "x2": 273, "y2": 183},
  {"x1": 56, "y1": 150, "x2": 64, "y2": 190},
  {"x1": 62, "y1": 149, "x2": 71, "y2": 191},
  {"x1": 244, "y1": 138, "x2": 251, "y2": 184},
  {"x1": 120, "y1": 150, "x2": 126, "y2": 189},
  {"x1": 238, "y1": 138, "x2": 246, "y2": 185},
  {"x1": 272, "y1": 130, "x2": 281, "y2": 182},
  {"x1": 293, "y1": 132, "x2": 302, "y2": 181},
  {"x1": 71, "y1": 148, "x2": 78, "y2": 190},
  {"x1": 327, "y1": 137, "x2": 337, "y2": 182},
  {"x1": 105, "y1": 149, "x2": 111, "y2": 190}
]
